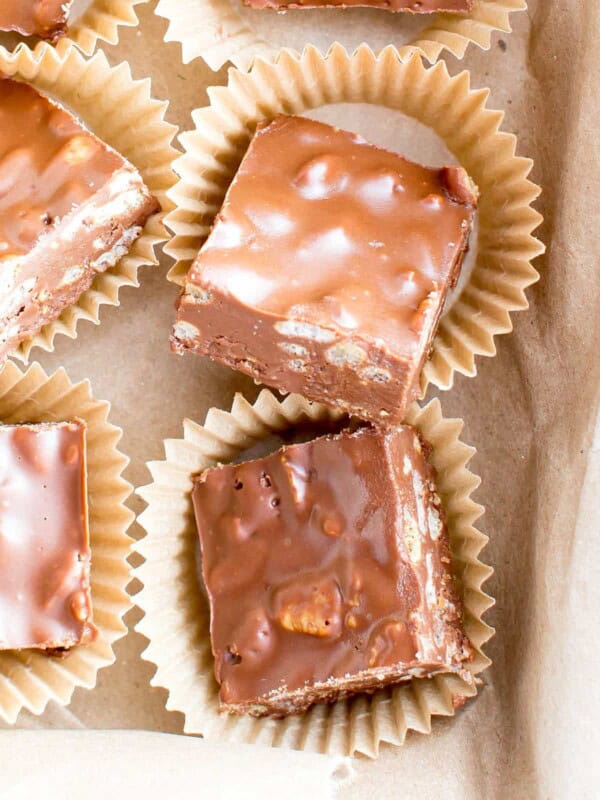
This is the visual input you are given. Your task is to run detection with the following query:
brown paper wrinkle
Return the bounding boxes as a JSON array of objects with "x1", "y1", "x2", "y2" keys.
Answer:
[{"x1": 134, "y1": 390, "x2": 494, "y2": 757}]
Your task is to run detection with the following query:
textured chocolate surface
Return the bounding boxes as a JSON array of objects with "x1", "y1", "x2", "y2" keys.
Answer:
[
  {"x1": 193, "y1": 425, "x2": 472, "y2": 717},
  {"x1": 244, "y1": 0, "x2": 471, "y2": 10},
  {"x1": 173, "y1": 115, "x2": 477, "y2": 425},
  {"x1": 0, "y1": 421, "x2": 95, "y2": 651},
  {"x1": 0, "y1": 0, "x2": 72, "y2": 41},
  {"x1": 0, "y1": 77, "x2": 159, "y2": 360}
]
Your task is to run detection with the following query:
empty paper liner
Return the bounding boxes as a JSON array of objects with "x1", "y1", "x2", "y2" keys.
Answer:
[
  {"x1": 0, "y1": 41, "x2": 177, "y2": 364},
  {"x1": 134, "y1": 389, "x2": 494, "y2": 757},
  {"x1": 0, "y1": 362, "x2": 134, "y2": 724},
  {"x1": 164, "y1": 45, "x2": 543, "y2": 397},
  {"x1": 156, "y1": 0, "x2": 526, "y2": 71}
]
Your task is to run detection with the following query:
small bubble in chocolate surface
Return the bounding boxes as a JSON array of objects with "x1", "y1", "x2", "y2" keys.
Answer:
[{"x1": 270, "y1": 497, "x2": 280, "y2": 508}]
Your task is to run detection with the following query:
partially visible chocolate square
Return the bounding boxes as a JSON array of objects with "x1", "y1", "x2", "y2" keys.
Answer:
[
  {"x1": 192, "y1": 425, "x2": 472, "y2": 718},
  {"x1": 173, "y1": 115, "x2": 477, "y2": 426},
  {"x1": 0, "y1": 421, "x2": 95, "y2": 651},
  {"x1": 0, "y1": 77, "x2": 159, "y2": 361},
  {"x1": 0, "y1": 1, "x2": 72, "y2": 41},
  {"x1": 244, "y1": 0, "x2": 471, "y2": 10}
]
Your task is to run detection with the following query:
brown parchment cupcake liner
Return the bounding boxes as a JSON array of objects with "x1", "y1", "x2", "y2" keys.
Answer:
[
  {"x1": 156, "y1": 0, "x2": 525, "y2": 71},
  {"x1": 0, "y1": 362, "x2": 133, "y2": 724},
  {"x1": 0, "y1": 41, "x2": 178, "y2": 364},
  {"x1": 165, "y1": 45, "x2": 543, "y2": 396},
  {"x1": 134, "y1": 389, "x2": 493, "y2": 757}
]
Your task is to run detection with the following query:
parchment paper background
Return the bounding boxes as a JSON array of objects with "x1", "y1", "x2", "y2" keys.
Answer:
[{"x1": 2, "y1": 1, "x2": 599, "y2": 797}]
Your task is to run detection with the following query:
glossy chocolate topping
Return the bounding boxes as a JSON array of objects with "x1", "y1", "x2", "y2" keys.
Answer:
[
  {"x1": 174, "y1": 115, "x2": 477, "y2": 425},
  {"x1": 0, "y1": 421, "x2": 95, "y2": 651},
  {"x1": 0, "y1": 78, "x2": 123, "y2": 260},
  {"x1": 183, "y1": 115, "x2": 475, "y2": 349},
  {"x1": 0, "y1": 0, "x2": 72, "y2": 40},
  {"x1": 245, "y1": 0, "x2": 470, "y2": 10},
  {"x1": 193, "y1": 426, "x2": 471, "y2": 716}
]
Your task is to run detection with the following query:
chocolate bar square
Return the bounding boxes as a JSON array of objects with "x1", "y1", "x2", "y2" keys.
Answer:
[
  {"x1": 0, "y1": 77, "x2": 159, "y2": 361},
  {"x1": 244, "y1": 0, "x2": 472, "y2": 12},
  {"x1": 173, "y1": 115, "x2": 477, "y2": 425},
  {"x1": 192, "y1": 425, "x2": 471, "y2": 717},
  {"x1": 0, "y1": 421, "x2": 95, "y2": 651}
]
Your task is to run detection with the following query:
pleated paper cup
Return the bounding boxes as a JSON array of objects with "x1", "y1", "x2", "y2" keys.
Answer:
[
  {"x1": 68, "y1": 0, "x2": 144, "y2": 54},
  {"x1": 156, "y1": 0, "x2": 525, "y2": 71},
  {"x1": 135, "y1": 389, "x2": 493, "y2": 757},
  {"x1": 165, "y1": 44, "x2": 543, "y2": 396},
  {"x1": 0, "y1": 41, "x2": 177, "y2": 364},
  {"x1": 0, "y1": 0, "x2": 143, "y2": 55},
  {"x1": 0, "y1": 362, "x2": 133, "y2": 724}
]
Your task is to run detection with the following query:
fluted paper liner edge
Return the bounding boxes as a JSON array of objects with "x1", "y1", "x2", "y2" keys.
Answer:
[
  {"x1": 164, "y1": 44, "x2": 543, "y2": 396},
  {"x1": 68, "y1": 0, "x2": 144, "y2": 55},
  {"x1": 0, "y1": 362, "x2": 134, "y2": 724},
  {"x1": 156, "y1": 0, "x2": 526, "y2": 71},
  {"x1": 0, "y1": 41, "x2": 178, "y2": 364},
  {"x1": 134, "y1": 390, "x2": 494, "y2": 757}
]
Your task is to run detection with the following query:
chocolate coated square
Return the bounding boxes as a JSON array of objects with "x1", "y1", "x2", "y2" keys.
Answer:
[
  {"x1": 244, "y1": 0, "x2": 471, "y2": 11},
  {"x1": 193, "y1": 426, "x2": 471, "y2": 717},
  {"x1": 0, "y1": 77, "x2": 159, "y2": 361},
  {"x1": 173, "y1": 115, "x2": 477, "y2": 425},
  {"x1": 0, "y1": 421, "x2": 95, "y2": 651}
]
